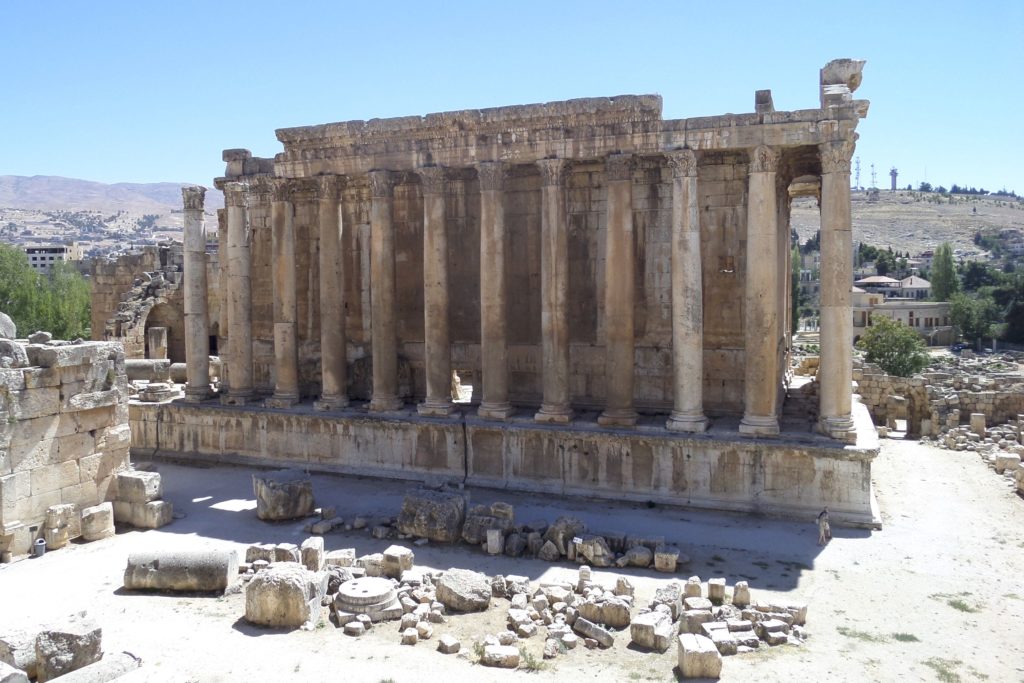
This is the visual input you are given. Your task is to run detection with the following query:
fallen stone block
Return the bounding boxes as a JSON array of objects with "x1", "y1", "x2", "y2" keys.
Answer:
[
  {"x1": 123, "y1": 549, "x2": 239, "y2": 593},
  {"x1": 324, "y1": 548, "x2": 355, "y2": 567},
  {"x1": 710, "y1": 629, "x2": 737, "y2": 656},
  {"x1": 400, "y1": 628, "x2": 418, "y2": 645},
  {"x1": 34, "y1": 614, "x2": 102, "y2": 682},
  {"x1": 654, "y1": 545, "x2": 680, "y2": 572},
  {"x1": 50, "y1": 650, "x2": 142, "y2": 682},
  {"x1": 382, "y1": 545, "x2": 414, "y2": 579},
  {"x1": 0, "y1": 661, "x2": 28, "y2": 683},
  {"x1": 481, "y1": 645, "x2": 519, "y2": 668},
  {"x1": 732, "y1": 581, "x2": 750, "y2": 608},
  {"x1": 682, "y1": 609, "x2": 714, "y2": 635},
  {"x1": 651, "y1": 581, "x2": 684, "y2": 619},
  {"x1": 0, "y1": 630, "x2": 36, "y2": 680},
  {"x1": 245, "y1": 562, "x2": 325, "y2": 629},
  {"x1": 252, "y1": 469, "x2": 314, "y2": 521},
  {"x1": 543, "y1": 638, "x2": 560, "y2": 659},
  {"x1": 708, "y1": 578, "x2": 726, "y2": 603},
  {"x1": 115, "y1": 471, "x2": 163, "y2": 504},
  {"x1": 436, "y1": 568, "x2": 490, "y2": 612},
  {"x1": 114, "y1": 501, "x2": 173, "y2": 529},
  {"x1": 537, "y1": 540, "x2": 560, "y2": 562},
  {"x1": 575, "y1": 534, "x2": 614, "y2": 567},
  {"x1": 396, "y1": 488, "x2": 465, "y2": 543},
  {"x1": 630, "y1": 610, "x2": 673, "y2": 652},
  {"x1": 677, "y1": 633, "x2": 722, "y2": 679},
  {"x1": 461, "y1": 502, "x2": 514, "y2": 545},
  {"x1": 995, "y1": 452, "x2": 1021, "y2": 474},
  {"x1": 616, "y1": 545, "x2": 652, "y2": 568},
  {"x1": 80, "y1": 503, "x2": 115, "y2": 542},
  {"x1": 300, "y1": 537, "x2": 325, "y2": 572},
  {"x1": 436, "y1": 634, "x2": 460, "y2": 654},
  {"x1": 543, "y1": 516, "x2": 585, "y2": 556},
  {"x1": 572, "y1": 617, "x2": 614, "y2": 648},
  {"x1": 683, "y1": 576, "x2": 702, "y2": 599},
  {"x1": 273, "y1": 543, "x2": 300, "y2": 563}
]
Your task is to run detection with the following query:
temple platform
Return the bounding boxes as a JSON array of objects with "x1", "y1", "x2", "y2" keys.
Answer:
[{"x1": 129, "y1": 397, "x2": 880, "y2": 528}]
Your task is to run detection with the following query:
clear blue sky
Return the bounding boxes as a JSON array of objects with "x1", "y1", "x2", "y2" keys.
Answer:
[{"x1": 2, "y1": 1, "x2": 1021, "y2": 193}]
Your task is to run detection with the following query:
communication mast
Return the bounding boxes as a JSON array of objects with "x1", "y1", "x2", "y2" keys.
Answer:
[
  {"x1": 854, "y1": 157, "x2": 861, "y2": 189},
  {"x1": 870, "y1": 163, "x2": 877, "y2": 189},
  {"x1": 890, "y1": 167, "x2": 898, "y2": 192}
]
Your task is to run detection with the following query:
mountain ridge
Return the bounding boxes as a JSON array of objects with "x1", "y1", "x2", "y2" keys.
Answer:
[{"x1": 0, "y1": 175, "x2": 224, "y2": 212}]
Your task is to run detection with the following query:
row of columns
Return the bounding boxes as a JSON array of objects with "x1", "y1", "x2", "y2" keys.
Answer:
[{"x1": 214, "y1": 142, "x2": 854, "y2": 439}]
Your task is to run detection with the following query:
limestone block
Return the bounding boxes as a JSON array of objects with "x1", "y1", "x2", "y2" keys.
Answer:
[
  {"x1": 537, "y1": 540, "x2": 560, "y2": 561},
  {"x1": 543, "y1": 516, "x2": 586, "y2": 556},
  {"x1": 616, "y1": 545, "x2": 653, "y2": 568},
  {"x1": 343, "y1": 622, "x2": 364, "y2": 637},
  {"x1": 732, "y1": 581, "x2": 751, "y2": 608},
  {"x1": 436, "y1": 634, "x2": 460, "y2": 654},
  {"x1": 246, "y1": 543, "x2": 276, "y2": 563},
  {"x1": 117, "y1": 501, "x2": 172, "y2": 529},
  {"x1": 436, "y1": 568, "x2": 490, "y2": 613},
  {"x1": 0, "y1": 630, "x2": 36, "y2": 679},
  {"x1": 53, "y1": 650, "x2": 142, "y2": 682},
  {"x1": 575, "y1": 535, "x2": 613, "y2": 568},
  {"x1": 252, "y1": 470, "x2": 314, "y2": 521},
  {"x1": 708, "y1": 578, "x2": 726, "y2": 603},
  {"x1": 710, "y1": 628, "x2": 738, "y2": 656},
  {"x1": 382, "y1": 545, "x2": 414, "y2": 578},
  {"x1": 0, "y1": 313, "x2": 16, "y2": 339},
  {"x1": 34, "y1": 613, "x2": 102, "y2": 682},
  {"x1": 630, "y1": 610, "x2": 673, "y2": 652},
  {"x1": 684, "y1": 576, "x2": 703, "y2": 599},
  {"x1": 651, "y1": 581, "x2": 684, "y2": 620},
  {"x1": 481, "y1": 644, "x2": 519, "y2": 668},
  {"x1": 994, "y1": 452, "x2": 1021, "y2": 474},
  {"x1": 684, "y1": 596, "x2": 712, "y2": 611},
  {"x1": 485, "y1": 528, "x2": 503, "y2": 555},
  {"x1": 0, "y1": 661, "x2": 28, "y2": 683},
  {"x1": 44, "y1": 526, "x2": 69, "y2": 550},
  {"x1": 572, "y1": 617, "x2": 614, "y2": 648},
  {"x1": 677, "y1": 633, "x2": 722, "y2": 679},
  {"x1": 396, "y1": 489, "x2": 465, "y2": 543},
  {"x1": 245, "y1": 562, "x2": 324, "y2": 629},
  {"x1": 970, "y1": 413, "x2": 986, "y2": 436},
  {"x1": 461, "y1": 502, "x2": 514, "y2": 545},
  {"x1": 300, "y1": 537, "x2": 325, "y2": 572},
  {"x1": 115, "y1": 471, "x2": 162, "y2": 504},
  {"x1": 325, "y1": 548, "x2": 355, "y2": 567},
  {"x1": 682, "y1": 609, "x2": 714, "y2": 635},
  {"x1": 124, "y1": 549, "x2": 239, "y2": 592},
  {"x1": 400, "y1": 628, "x2": 418, "y2": 645}
]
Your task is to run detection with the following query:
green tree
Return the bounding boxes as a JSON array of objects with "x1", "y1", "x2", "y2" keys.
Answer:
[
  {"x1": 930, "y1": 243, "x2": 959, "y2": 301},
  {"x1": 950, "y1": 293, "x2": 999, "y2": 346},
  {"x1": 959, "y1": 260, "x2": 1002, "y2": 292},
  {"x1": 856, "y1": 316, "x2": 929, "y2": 377},
  {"x1": 875, "y1": 250, "x2": 896, "y2": 276},
  {"x1": 43, "y1": 262, "x2": 91, "y2": 339},
  {"x1": 0, "y1": 244, "x2": 91, "y2": 339}
]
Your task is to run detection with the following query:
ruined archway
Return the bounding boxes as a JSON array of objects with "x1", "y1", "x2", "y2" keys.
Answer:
[{"x1": 145, "y1": 301, "x2": 186, "y2": 363}]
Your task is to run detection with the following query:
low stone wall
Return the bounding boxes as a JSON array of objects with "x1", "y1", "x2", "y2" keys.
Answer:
[
  {"x1": 0, "y1": 341, "x2": 131, "y2": 557},
  {"x1": 129, "y1": 401, "x2": 879, "y2": 527}
]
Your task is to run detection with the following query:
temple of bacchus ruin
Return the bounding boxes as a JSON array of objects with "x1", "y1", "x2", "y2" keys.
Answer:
[{"x1": 130, "y1": 59, "x2": 880, "y2": 526}]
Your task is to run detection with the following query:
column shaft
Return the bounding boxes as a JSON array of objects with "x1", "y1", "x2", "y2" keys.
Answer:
[
  {"x1": 418, "y1": 167, "x2": 453, "y2": 416},
  {"x1": 267, "y1": 188, "x2": 299, "y2": 407},
  {"x1": 477, "y1": 162, "x2": 513, "y2": 419},
  {"x1": 599, "y1": 154, "x2": 638, "y2": 427},
  {"x1": 368, "y1": 171, "x2": 402, "y2": 412},
  {"x1": 739, "y1": 145, "x2": 781, "y2": 435},
  {"x1": 819, "y1": 140, "x2": 856, "y2": 441},
  {"x1": 534, "y1": 159, "x2": 573, "y2": 423},
  {"x1": 182, "y1": 186, "x2": 210, "y2": 402},
  {"x1": 665, "y1": 150, "x2": 708, "y2": 432},
  {"x1": 221, "y1": 184, "x2": 253, "y2": 404},
  {"x1": 315, "y1": 176, "x2": 349, "y2": 410}
]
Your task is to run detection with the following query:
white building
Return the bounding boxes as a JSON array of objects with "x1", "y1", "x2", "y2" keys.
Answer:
[
  {"x1": 852, "y1": 287, "x2": 953, "y2": 346},
  {"x1": 24, "y1": 242, "x2": 84, "y2": 273}
]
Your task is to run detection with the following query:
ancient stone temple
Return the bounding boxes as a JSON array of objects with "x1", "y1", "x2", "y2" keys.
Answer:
[{"x1": 131, "y1": 59, "x2": 880, "y2": 526}]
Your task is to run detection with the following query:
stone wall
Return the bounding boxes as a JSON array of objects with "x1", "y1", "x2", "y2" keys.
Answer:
[{"x1": 0, "y1": 340, "x2": 131, "y2": 557}]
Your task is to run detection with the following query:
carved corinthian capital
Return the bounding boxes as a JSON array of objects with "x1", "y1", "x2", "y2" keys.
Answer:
[
  {"x1": 270, "y1": 178, "x2": 293, "y2": 203},
  {"x1": 476, "y1": 162, "x2": 505, "y2": 192},
  {"x1": 665, "y1": 149, "x2": 698, "y2": 178},
  {"x1": 368, "y1": 170, "x2": 394, "y2": 198},
  {"x1": 182, "y1": 185, "x2": 206, "y2": 211},
  {"x1": 537, "y1": 158, "x2": 567, "y2": 187},
  {"x1": 606, "y1": 153, "x2": 633, "y2": 182},
  {"x1": 749, "y1": 145, "x2": 780, "y2": 174},
  {"x1": 417, "y1": 166, "x2": 446, "y2": 195},
  {"x1": 820, "y1": 140, "x2": 856, "y2": 175},
  {"x1": 223, "y1": 182, "x2": 248, "y2": 208},
  {"x1": 317, "y1": 175, "x2": 344, "y2": 200}
]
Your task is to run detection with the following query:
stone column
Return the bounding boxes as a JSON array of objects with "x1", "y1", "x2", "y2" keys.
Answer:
[
  {"x1": 266, "y1": 181, "x2": 299, "y2": 408},
  {"x1": 476, "y1": 161, "x2": 514, "y2": 419},
  {"x1": 417, "y1": 166, "x2": 454, "y2": 417},
  {"x1": 221, "y1": 182, "x2": 253, "y2": 405},
  {"x1": 599, "y1": 153, "x2": 638, "y2": 427},
  {"x1": 368, "y1": 170, "x2": 403, "y2": 412},
  {"x1": 739, "y1": 145, "x2": 781, "y2": 436},
  {"x1": 534, "y1": 158, "x2": 573, "y2": 423},
  {"x1": 818, "y1": 139, "x2": 857, "y2": 441},
  {"x1": 665, "y1": 150, "x2": 709, "y2": 432},
  {"x1": 315, "y1": 175, "x2": 349, "y2": 410},
  {"x1": 182, "y1": 185, "x2": 210, "y2": 402}
]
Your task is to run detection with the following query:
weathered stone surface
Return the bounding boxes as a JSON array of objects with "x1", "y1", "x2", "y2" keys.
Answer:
[
  {"x1": 34, "y1": 614, "x2": 102, "y2": 682},
  {"x1": 678, "y1": 633, "x2": 722, "y2": 679},
  {"x1": 400, "y1": 628, "x2": 418, "y2": 645},
  {"x1": 123, "y1": 549, "x2": 239, "y2": 592},
  {"x1": 324, "y1": 548, "x2": 355, "y2": 567},
  {"x1": 537, "y1": 540, "x2": 560, "y2": 562},
  {"x1": 382, "y1": 545, "x2": 414, "y2": 578},
  {"x1": 0, "y1": 631, "x2": 36, "y2": 680},
  {"x1": 80, "y1": 502, "x2": 115, "y2": 542},
  {"x1": 617, "y1": 545, "x2": 652, "y2": 568},
  {"x1": 576, "y1": 534, "x2": 614, "y2": 567},
  {"x1": 0, "y1": 660, "x2": 28, "y2": 683},
  {"x1": 630, "y1": 610, "x2": 673, "y2": 652},
  {"x1": 683, "y1": 609, "x2": 714, "y2": 635},
  {"x1": 543, "y1": 516, "x2": 585, "y2": 556},
  {"x1": 708, "y1": 578, "x2": 726, "y2": 603},
  {"x1": 732, "y1": 581, "x2": 750, "y2": 608},
  {"x1": 114, "y1": 470, "x2": 162, "y2": 504},
  {"x1": 300, "y1": 537, "x2": 325, "y2": 572},
  {"x1": 396, "y1": 489, "x2": 465, "y2": 543},
  {"x1": 461, "y1": 502, "x2": 514, "y2": 545},
  {"x1": 245, "y1": 562, "x2": 324, "y2": 629},
  {"x1": 252, "y1": 470, "x2": 314, "y2": 521},
  {"x1": 436, "y1": 568, "x2": 490, "y2": 612},
  {"x1": 652, "y1": 581, "x2": 684, "y2": 619},
  {"x1": 50, "y1": 651, "x2": 142, "y2": 683},
  {"x1": 572, "y1": 617, "x2": 614, "y2": 648},
  {"x1": 0, "y1": 312, "x2": 16, "y2": 339},
  {"x1": 437, "y1": 634, "x2": 460, "y2": 654},
  {"x1": 481, "y1": 645, "x2": 519, "y2": 668}
]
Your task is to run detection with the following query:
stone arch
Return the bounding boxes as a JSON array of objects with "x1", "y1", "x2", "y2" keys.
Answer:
[{"x1": 145, "y1": 301, "x2": 186, "y2": 363}]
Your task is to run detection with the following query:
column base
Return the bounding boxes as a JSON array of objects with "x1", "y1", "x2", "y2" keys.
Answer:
[
  {"x1": 418, "y1": 399, "x2": 454, "y2": 417},
  {"x1": 183, "y1": 385, "x2": 212, "y2": 403},
  {"x1": 819, "y1": 415, "x2": 856, "y2": 443},
  {"x1": 314, "y1": 395, "x2": 350, "y2": 411},
  {"x1": 739, "y1": 414, "x2": 780, "y2": 436},
  {"x1": 265, "y1": 394, "x2": 299, "y2": 409},
  {"x1": 220, "y1": 391, "x2": 254, "y2": 406},
  {"x1": 598, "y1": 408, "x2": 638, "y2": 428},
  {"x1": 478, "y1": 402, "x2": 515, "y2": 420},
  {"x1": 534, "y1": 404, "x2": 573, "y2": 424},
  {"x1": 369, "y1": 395, "x2": 404, "y2": 412},
  {"x1": 666, "y1": 412, "x2": 709, "y2": 433}
]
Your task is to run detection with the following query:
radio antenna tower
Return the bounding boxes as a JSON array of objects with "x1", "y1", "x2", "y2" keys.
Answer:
[
  {"x1": 870, "y1": 163, "x2": 877, "y2": 188},
  {"x1": 854, "y1": 157, "x2": 861, "y2": 189}
]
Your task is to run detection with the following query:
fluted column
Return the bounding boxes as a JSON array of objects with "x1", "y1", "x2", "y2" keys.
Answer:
[
  {"x1": 315, "y1": 175, "x2": 349, "y2": 410},
  {"x1": 266, "y1": 181, "x2": 299, "y2": 408},
  {"x1": 739, "y1": 145, "x2": 781, "y2": 435},
  {"x1": 182, "y1": 186, "x2": 210, "y2": 402},
  {"x1": 599, "y1": 153, "x2": 638, "y2": 427},
  {"x1": 368, "y1": 170, "x2": 403, "y2": 412},
  {"x1": 534, "y1": 159, "x2": 573, "y2": 423},
  {"x1": 665, "y1": 150, "x2": 709, "y2": 432},
  {"x1": 477, "y1": 162, "x2": 514, "y2": 419},
  {"x1": 221, "y1": 182, "x2": 253, "y2": 405},
  {"x1": 819, "y1": 139, "x2": 857, "y2": 441},
  {"x1": 417, "y1": 166, "x2": 454, "y2": 416}
]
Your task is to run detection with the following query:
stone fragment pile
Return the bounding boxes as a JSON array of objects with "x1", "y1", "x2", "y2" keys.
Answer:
[{"x1": 931, "y1": 415, "x2": 1024, "y2": 494}]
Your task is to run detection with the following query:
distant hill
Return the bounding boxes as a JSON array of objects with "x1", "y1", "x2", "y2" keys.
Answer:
[{"x1": 0, "y1": 175, "x2": 224, "y2": 212}]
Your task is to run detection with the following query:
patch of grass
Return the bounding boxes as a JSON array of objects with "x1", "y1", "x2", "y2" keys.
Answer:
[
  {"x1": 752, "y1": 561, "x2": 770, "y2": 569},
  {"x1": 472, "y1": 641, "x2": 485, "y2": 662},
  {"x1": 892, "y1": 633, "x2": 920, "y2": 642},
  {"x1": 836, "y1": 626, "x2": 887, "y2": 643},
  {"x1": 946, "y1": 598, "x2": 979, "y2": 613},
  {"x1": 923, "y1": 657, "x2": 962, "y2": 682},
  {"x1": 519, "y1": 647, "x2": 546, "y2": 672},
  {"x1": 711, "y1": 554, "x2": 726, "y2": 562},
  {"x1": 1003, "y1": 593, "x2": 1021, "y2": 600}
]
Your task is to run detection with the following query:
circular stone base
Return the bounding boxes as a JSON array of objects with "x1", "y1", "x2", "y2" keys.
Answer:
[{"x1": 336, "y1": 577, "x2": 398, "y2": 612}]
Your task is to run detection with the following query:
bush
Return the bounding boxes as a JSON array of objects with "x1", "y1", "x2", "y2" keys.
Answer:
[{"x1": 856, "y1": 317, "x2": 928, "y2": 377}]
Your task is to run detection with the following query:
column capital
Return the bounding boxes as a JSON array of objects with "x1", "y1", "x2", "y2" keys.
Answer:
[
  {"x1": 606, "y1": 153, "x2": 634, "y2": 181},
  {"x1": 476, "y1": 161, "x2": 505, "y2": 191},
  {"x1": 223, "y1": 182, "x2": 248, "y2": 207},
  {"x1": 820, "y1": 140, "x2": 856, "y2": 174},
  {"x1": 417, "y1": 166, "x2": 446, "y2": 195},
  {"x1": 368, "y1": 170, "x2": 394, "y2": 198},
  {"x1": 537, "y1": 158, "x2": 568, "y2": 187},
  {"x1": 665, "y1": 149, "x2": 698, "y2": 178},
  {"x1": 182, "y1": 185, "x2": 206, "y2": 211},
  {"x1": 270, "y1": 178, "x2": 294, "y2": 203},
  {"x1": 749, "y1": 145, "x2": 780, "y2": 174},
  {"x1": 316, "y1": 174, "x2": 345, "y2": 199}
]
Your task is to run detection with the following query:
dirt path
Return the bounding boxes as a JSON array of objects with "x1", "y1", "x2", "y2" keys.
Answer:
[{"x1": 2, "y1": 438, "x2": 1022, "y2": 682}]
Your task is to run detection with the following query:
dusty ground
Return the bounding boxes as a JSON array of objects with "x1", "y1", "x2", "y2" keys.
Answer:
[{"x1": 2, "y1": 436, "x2": 1023, "y2": 683}]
